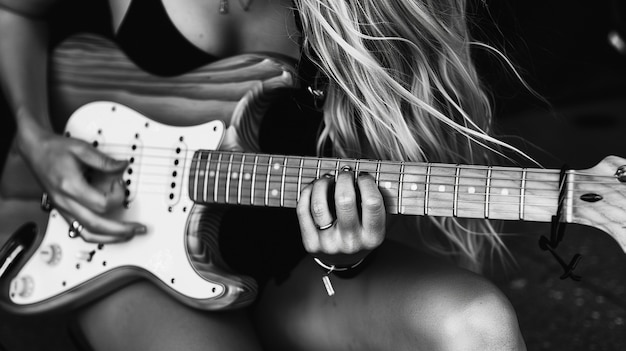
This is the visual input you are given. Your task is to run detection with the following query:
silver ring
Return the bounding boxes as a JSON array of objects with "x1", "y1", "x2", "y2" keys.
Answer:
[
  {"x1": 316, "y1": 220, "x2": 335, "y2": 231},
  {"x1": 40, "y1": 192, "x2": 52, "y2": 212},
  {"x1": 68, "y1": 220, "x2": 84, "y2": 238}
]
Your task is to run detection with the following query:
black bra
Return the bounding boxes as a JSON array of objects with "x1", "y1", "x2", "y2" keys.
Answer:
[
  {"x1": 115, "y1": 0, "x2": 217, "y2": 76},
  {"x1": 115, "y1": 0, "x2": 321, "y2": 90}
]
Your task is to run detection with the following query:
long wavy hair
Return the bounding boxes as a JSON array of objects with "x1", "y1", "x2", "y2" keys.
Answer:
[{"x1": 296, "y1": 0, "x2": 526, "y2": 271}]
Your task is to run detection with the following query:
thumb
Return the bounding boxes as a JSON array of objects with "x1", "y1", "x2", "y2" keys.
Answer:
[{"x1": 77, "y1": 145, "x2": 128, "y2": 173}]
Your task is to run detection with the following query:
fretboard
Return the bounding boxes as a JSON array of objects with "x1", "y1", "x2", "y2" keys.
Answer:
[{"x1": 188, "y1": 150, "x2": 563, "y2": 222}]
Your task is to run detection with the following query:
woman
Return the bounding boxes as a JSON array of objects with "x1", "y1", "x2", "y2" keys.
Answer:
[{"x1": 0, "y1": 0, "x2": 527, "y2": 349}]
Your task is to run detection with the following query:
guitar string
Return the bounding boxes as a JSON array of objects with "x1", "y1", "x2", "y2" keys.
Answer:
[
  {"x1": 132, "y1": 175, "x2": 607, "y2": 212},
  {"x1": 122, "y1": 166, "x2": 567, "y2": 195},
  {"x1": 95, "y1": 144, "x2": 624, "y2": 182},
  {"x1": 137, "y1": 176, "x2": 587, "y2": 213},
  {"x1": 104, "y1": 155, "x2": 619, "y2": 195}
]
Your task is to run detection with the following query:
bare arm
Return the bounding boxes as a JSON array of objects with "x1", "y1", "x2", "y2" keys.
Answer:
[
  {"x1": 0, "y1": 0, "x2": 145, "y2": 242},
  {"x1": 0, "y1": 1, "x2": 54, "y2": 145}
]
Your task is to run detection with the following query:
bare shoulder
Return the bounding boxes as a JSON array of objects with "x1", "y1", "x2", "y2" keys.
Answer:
[{"x1": 0, "y1": 0, "x2": 66, "y2": 17}]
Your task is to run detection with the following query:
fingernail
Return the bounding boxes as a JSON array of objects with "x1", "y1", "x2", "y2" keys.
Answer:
[
  {"x1": 358, "y1": 171, "x2": 369, "y2": 177},
  {"x1": 134, "y1": 226, "x2": 147, "y2": 234},
  {"x1": 323, "y1": 173, "x2": 333, "y2": 179}
]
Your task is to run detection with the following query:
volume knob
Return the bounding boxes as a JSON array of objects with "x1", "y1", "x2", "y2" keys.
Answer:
[
  {"x1": 40, "y1": 244, "x2": 62, "y2": 265},
  {"x1": 10, "y1": 275, "x2": 34, "y2": 298}
]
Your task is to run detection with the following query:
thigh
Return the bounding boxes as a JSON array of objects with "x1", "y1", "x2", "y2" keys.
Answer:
[
  {"x1": 253, "y1": 240, "x2": 520, "y2": 351},
  {"x1": 76, "y1": 280, "x2": 263, "y2": 351}
]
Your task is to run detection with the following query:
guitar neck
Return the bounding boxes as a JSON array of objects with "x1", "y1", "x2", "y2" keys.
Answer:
[{"x1": 188, "y1": 150, "x2": 566, "y2": 223}]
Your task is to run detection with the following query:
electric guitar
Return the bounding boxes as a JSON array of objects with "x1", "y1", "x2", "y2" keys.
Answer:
[{"x1": 1, "y1": 34, "x2": 626, "y2": 314}]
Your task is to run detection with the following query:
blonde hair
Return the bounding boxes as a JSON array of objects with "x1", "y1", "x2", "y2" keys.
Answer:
[{"x1": 296, "y1": 0, "x2": 523, "y2": 270}]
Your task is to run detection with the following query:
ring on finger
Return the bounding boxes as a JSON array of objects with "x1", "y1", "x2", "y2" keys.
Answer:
[
  {"x1": 40, "y1": 192, "x2": 52, "y2": 212},
  {"x1": 68, "y1": 220, "x2": 84, "y2": 238},
  {"x1": 316, "y1": 220, "x2": 336, "y2": 231}
]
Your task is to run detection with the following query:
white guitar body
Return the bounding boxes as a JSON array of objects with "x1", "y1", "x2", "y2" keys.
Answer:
[{"x1": 6, "y1": 102, "x2": 256, "y2": 312}]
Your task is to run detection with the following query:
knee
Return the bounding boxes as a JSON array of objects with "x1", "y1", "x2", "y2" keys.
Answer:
[
  {"x1": 400, "y1": 274, "x2": 526, "y2": 351},
  {"x1": 436, "y1": 283, "x2": 525, "y2": 350}
]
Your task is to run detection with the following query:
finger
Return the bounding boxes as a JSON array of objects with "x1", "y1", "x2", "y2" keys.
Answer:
[
  {"x1": 357, "y1": 172, "x2": 386, "y2": 249},
  {"x1": 309, "y1": 174, "x2": 336, "y2": 230},
  {"x1": 57, "y1": 209, "x2": 134, "y2": 244},
  {"x1": 334, "y1": 170, "x2": 360, "y2": 233},
  {"x1": 59, "y1": 173, "x2": 124, "y2": 214},
  {"x1": 74, "y1": 142, "x2": 128, "y2": 173},
  {"x1": 55, "y1": 197, "x2": 146, "y2": 243},
  {"x1": 296, "y1": 183, "x2": 321, "y2": 252}
]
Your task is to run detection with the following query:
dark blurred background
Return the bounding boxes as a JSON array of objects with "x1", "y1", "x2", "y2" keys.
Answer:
[{"x1": 1, "y1": 0, "x2": 626, "y2": 350}]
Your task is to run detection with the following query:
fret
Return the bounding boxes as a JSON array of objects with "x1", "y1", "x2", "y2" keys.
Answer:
[
  {"x1": 399, "y1": 163, "x2": 427, "y2": 216},
  {"x1": 398, "y1": 162, "x2": 406, "y2": 214},
  {"x1": 485, "y1": 166, "x2": 492, "y2": 219},
  {"x1": 375, "y1": 161, "x2": 382, "y2": 185},
  {"x1": 353, "y1": 159, "x2": 380, "y2": 184},
  {"x1": 191, "y1": 152, "x2": 202, "y2": 202},
  {"x1": 203, "y1": 152, "x2": 213, "y2": 203},
  {"x1": 424, "y1": 164, "x2": 432, "y2": 216},
  {"x1": 354, "y1": 159, "x2": 361, "y2": 181},
  {"x1": 456, "y1": 166, "x2": 488, "y2": 219},
  {"x1": 225, "y1": 153, "x2": 234, "y2": 204},
  {"x1": 265, "y1": 156, "x2": 273, "y2": 206},
  {"x1": 565, "y1": 170, "x2": 575, "y2": 223},
  {"x1": 264, "y1": 156, "x2": 288, "y2": 207},
  {"x1": 334, "y1": 159, "x2": 340, "y2": 180},
  {"x1": 237, "y1": 154, "x2": 245, "y2": 205},
  {"x1": 524, "y1": 170, "x2": 560, "y2": 221},
  {"x1": 301, "y1": 157, "x2": 321, "y2": 184},
  {"x1": 425, "y1": 164, "x2": 456, "y2": 217},
  {"x1": 188, "y1": 152, "x2": 201, "y2": 199},
  {"x1": 489, "y1": 167, "x2": 524, "y2": 220},
  {"x1": 320, "y1": 158, "x2": 338, "y2": 177},
  {"x1": 520, "y1": 169, "x2": 527, "y2": 220},
  {"x1": 281, "y1": 156, "x2": 303, "y2": 208},
  {"x1": 280, "y1": 157, "x2": 288, "y2": 207},
  {"x1": 377, "y1": 161, "x2": 402, "y2": 213},
  {"x1": 251, "y1": 155, "x2": 259, "y2": 205},
  {"x1": 297, "y1": 157, "x2": 304, "y2": 202},
  {"x1": 453, "y1": 165, "x2": 460, "y2": 217},
  {"x1": 315, "y1": 159, "x2": 322, "y2": 179},
  {"x1": 214, "y1": 153, "x2": 223, "y2": 203}
]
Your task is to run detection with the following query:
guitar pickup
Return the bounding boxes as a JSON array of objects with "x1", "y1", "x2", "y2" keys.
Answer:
[
  {"x1": 165, "y1": 138, "x2": 187, "y2": 210},
  {"x1": 122, "y1": 138, "x2": 143, "y2": 208}
]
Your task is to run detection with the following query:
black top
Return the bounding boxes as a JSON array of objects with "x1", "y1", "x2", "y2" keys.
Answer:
[
  {"x1": 116, "y1": 0, "x2": 218, "y2": 76},
  {"x1": 114, "y1": 0, "x2": 323, "y2": 287}
]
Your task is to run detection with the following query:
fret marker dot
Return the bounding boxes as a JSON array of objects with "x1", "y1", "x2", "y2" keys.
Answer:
[
  {"x1": 438, "y1": 185, "x2": 445, "y2": 192},
  {"x1": 410, "y1": 183, "x2": 418, "y2": 191},
  {"x1": 244, "y1": 173, "x2": 251, "y2": 180},
  {"x1": 271, "y1": 189, "x2": 279, "y2": 197},
  {"x1": 273, "y1": 163, "x2": 281, "y2": 170},
  {"x1": 501, "y1": 189, "x2": 509, "y2": 196},
  {"x1": 468, "y1": 186, "x2": 476, "y2": 194},
  {"x1": 231, "y1": 172, "x2": 239, "y2": 179},
  {"x1": 384, "y1": 181, "x2": 392, "y2": 189},
  {"x1": 209, "y1": 171, "x2": 215, "y2": 178}
]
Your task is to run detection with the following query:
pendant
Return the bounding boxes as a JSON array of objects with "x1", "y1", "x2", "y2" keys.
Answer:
[{"x1": 219, "y1": 0, "x2": 229, "y2": 14}]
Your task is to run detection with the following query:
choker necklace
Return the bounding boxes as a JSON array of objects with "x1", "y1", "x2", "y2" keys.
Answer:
[{"x1": 219, "y1": 0, "x2": 253, "y2": 14}]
